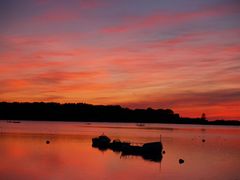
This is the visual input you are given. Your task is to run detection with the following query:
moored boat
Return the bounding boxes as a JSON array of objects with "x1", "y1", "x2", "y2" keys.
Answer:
[{"x1": 92, "y1": 135, "x2": 163, "y2": 162}]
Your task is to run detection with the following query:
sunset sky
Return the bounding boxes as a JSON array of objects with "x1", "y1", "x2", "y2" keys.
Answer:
[{"x1": 0, "y1": 0, "x2": 240, "y2": 119}]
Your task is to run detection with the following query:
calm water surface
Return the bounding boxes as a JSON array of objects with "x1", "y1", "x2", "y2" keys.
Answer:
[{"x1": 0, "y1": 121, "x2": 239, "y2": 180}]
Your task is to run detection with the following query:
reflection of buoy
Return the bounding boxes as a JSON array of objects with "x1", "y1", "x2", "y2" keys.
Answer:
[
  {"x1": 202, "y1": 139, "x2": 206, "y2": 143},
  {"x1": 179, "y1": 159, "x2": 184, "y2": 164},
  {"x1": 46, "y1": 140, "x2": 50, "y2": 144}
]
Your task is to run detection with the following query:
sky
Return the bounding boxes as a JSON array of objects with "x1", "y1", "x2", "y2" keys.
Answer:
[{"x1": 0, "y1": 0, "x2": 240, "y2": 120}]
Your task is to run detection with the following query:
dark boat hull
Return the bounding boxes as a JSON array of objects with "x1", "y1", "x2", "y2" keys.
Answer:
[{"x1": 92, "y1": 135, "x2": 163, "y2": 162}]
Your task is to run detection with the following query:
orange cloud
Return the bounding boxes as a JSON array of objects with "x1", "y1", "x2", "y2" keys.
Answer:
[{"x1": 1, "y1": 1, "x2": 239, "y2": 119}]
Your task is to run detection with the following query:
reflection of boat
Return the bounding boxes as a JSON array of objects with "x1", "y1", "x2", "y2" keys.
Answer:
[{"x1": 92, "y1": 135, "x2": 163, "y2": 162}]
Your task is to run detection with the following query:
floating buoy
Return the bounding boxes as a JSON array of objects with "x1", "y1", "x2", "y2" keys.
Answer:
[
  {"x1": 202, "y1": 139, "x2": 206, "y2": 143},
  {"x1": 162, "y1": 150, "x2": 166, "y2": 154},
  {"x1": 179, "y1": 159, "x2": 184, "y2": 164},
  {"x1": 46, "y1": 140, "x2": 50, "y2": 144}
]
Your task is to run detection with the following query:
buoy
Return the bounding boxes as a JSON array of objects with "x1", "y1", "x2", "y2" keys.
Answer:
[
  {"x1": 179, "y1": 159, "x2": 184, "y2": 164},
  {"x1": 46, "y1": 140, "x2": 50, "y2": 144}
]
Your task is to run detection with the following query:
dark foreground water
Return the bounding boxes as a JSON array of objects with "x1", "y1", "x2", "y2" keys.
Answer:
[{"x1": 0, "y1": 121, "x2": 239, "y2": 180}]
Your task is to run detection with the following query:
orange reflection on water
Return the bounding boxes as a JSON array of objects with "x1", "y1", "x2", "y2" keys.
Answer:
[{"x1": 0, "y1": 121, "x2": 239, "y2": 180}]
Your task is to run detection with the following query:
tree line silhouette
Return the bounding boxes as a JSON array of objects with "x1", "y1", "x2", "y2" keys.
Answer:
[{"x1": 0, "y1": 102, "x2": 239, "y2": 125}]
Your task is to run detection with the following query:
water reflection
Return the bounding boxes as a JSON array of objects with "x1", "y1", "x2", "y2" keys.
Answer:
[
  {"x1": 0, "y1": 121, "x2": 239, "y2": 180},
  {"x1": 92, "y1": 141, "x2": 163, "y2": 163},
  {"x1": 121, "y1": 152, "x2": 162, "y2": 163}
]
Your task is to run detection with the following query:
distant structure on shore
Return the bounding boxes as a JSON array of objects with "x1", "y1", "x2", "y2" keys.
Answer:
[
  {"x1": 201, "y1": 113, "x2": 206, "y2": 121},
  {"x1": 0, "y1": 102, "x2": 239, "y2": 125}
]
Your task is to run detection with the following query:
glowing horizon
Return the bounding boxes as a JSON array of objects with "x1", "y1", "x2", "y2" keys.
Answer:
[{"x1": 0, "y1": 0, "x2": 240, "y2": 120}]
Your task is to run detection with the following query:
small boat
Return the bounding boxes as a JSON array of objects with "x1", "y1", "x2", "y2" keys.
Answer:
[
  {"x1": 7, "y1": 120, "x2": 21, "y2": 123},
  {"x1": 92, "y1": 134, "x2": 111, "y2": 150},
  {"x1": 92, "y1": 135, "x2": 163, "y2": 162}
]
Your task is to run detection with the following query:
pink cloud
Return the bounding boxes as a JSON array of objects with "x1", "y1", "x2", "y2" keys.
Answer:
[
  {"x1": 30, "y1": 70, "x2": 106, "y2": 84},
  {"x1": 103, "y1": 4, "x2": 240, "y2": 34},
  {"x1": 33, "y1": 7, "x2": 79, "y2": 23},
  {"x1": 32, "y1": 48, "x2": 90, "y2": 58},
  {"x1": 2, "y1": 35, "x2": 58, "y2": 46},
  {"x1": 120, "y1": 89, "x2": 240, "y2": 119},
  {"x1": 33, "y1": 0, "x2": 108, "y2": 24},
  {"x1": 35, "y1": 0, "x2": 49, "y2": 4},
  {"x1": 79, "y1": 0, "x2": 108, "y2": 9},
  {"x1": 1, "y1": 2, "x2": 239, "y2": 119}
]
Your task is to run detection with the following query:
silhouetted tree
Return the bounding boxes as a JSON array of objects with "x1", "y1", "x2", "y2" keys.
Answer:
[{"x1": 0, "y1": 102, "x2": 239, "y2": 125}]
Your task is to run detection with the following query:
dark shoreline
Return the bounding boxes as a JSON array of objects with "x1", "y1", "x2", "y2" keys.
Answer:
[{"x1": 0, "y1": 102, "x2": 239, "y2": 126}]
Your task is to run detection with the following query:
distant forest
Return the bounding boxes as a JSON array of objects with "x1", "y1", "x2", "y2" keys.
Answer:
[{"x1": 0, "y1": 102, "x2": 239, "y2": 125}]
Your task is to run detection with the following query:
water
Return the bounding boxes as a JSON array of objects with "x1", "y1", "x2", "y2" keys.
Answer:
[{"x1": 0, "y1": 121, "x2": 239, "y2": 180}]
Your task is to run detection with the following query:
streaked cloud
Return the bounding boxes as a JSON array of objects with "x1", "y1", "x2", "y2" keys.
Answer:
[
  {"x1": 102, "y1": 3, "x2": 240, "y2": 34},
  {"x1": 0, "y1": 0, "x2": 240, "y2": 119}
]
